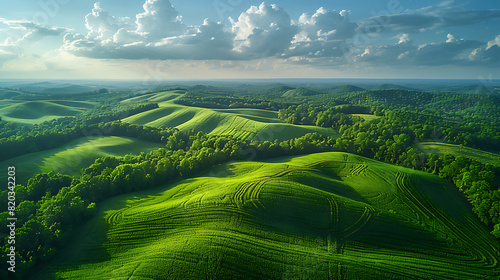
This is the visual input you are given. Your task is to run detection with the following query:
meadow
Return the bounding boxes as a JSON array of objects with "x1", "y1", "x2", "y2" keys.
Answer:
[
  {"x1": 0, "y1": 100, "x2": 96, "y2": 124},
  {"x1": 34, "y1": 152, "x2": 499, "y2": 279},
  {"x1": 0, "y1": 136, "x2": 164, "y2": 184},
  {"x1": 122, "y1": 91, "x2": 338, "y2": 141},
  {"x1": 415, "y1": 141, "x2": 500, "y2": 166}
]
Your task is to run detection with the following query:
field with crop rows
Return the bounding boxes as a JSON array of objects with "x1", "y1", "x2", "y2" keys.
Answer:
[
  {"x1": 123, "y1": 95, "x2": 338, "y2": 142},
  {"x1": 35, "y1": 152, "x2": 500, "y2": 279},
  {"x1": 0, "y1": 136, "x2": 164, "y2": 184}
]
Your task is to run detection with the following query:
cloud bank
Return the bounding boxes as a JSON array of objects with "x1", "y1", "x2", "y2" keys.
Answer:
[{"x1": 1, "y1": 0, "x2": 499, "y2": 74}]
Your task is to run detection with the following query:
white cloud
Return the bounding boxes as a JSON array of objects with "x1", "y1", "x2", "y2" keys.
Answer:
[
  {"x1": 231, "y1": 3, "x2": 296, "y2": 58},
  {"x1": 487, "y1": 35, "x2": 500, "y2": 49},
  {"x1": 0, "y1": 19, "x2": 67, "y2": 46},
  {"x1": 135, "y1": 0, "x2": 187, "y2": 40},
  {"x1": 282, "y1": 8, "x2": 356, "y2": 59},
  {"x1": 446, "y1": 33, "x2": 456, "y2": 43}
]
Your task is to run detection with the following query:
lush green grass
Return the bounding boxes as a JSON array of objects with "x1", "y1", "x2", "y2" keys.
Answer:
[
  {"x1": 352, "y1": 114, "x2": 382, "y2": 122},
  {"x1": 0, "y1": 100, "x2": 96, "y2": 124},
  {"x1": 415, "y1": 141, "x2": 500, "y2": 166},
  {"x1": 36, "y1": 152, "x2": 499, "y2": 279},
  {"x1": 121, "y1": 90, "x2": 186, "y2": 103},
  {"x1": 123, "y1": 102, "x2": 338, "y2": 141},
  {"x1": 0, "y1": 136, "x2": 164, "y2": 184}
]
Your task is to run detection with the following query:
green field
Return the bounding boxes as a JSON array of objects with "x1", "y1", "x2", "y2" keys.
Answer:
[
  {"x1": 36, "y1": 152, "x2": 499, "y2": 279},
  {"x1": 352, "y1": 114, "x2": 382, "y2": 122},
  {"x1": 0, "y1": 100, "x2": 96, "y2": 124},
  {"x1": 121, "y1": 90, "x2": 186, "y2": 103},
  {"x1": 0, "y1": 136, "x2": 164, "y2": 184},
  {"x1": 123, "y1": 101, "x2": 338, "y2": 141},
  {"x1": 415, "y1": 141, "x2": 500, "y2": 166}
]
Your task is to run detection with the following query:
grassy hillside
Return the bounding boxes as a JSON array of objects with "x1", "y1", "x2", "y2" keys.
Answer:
[
  {"x1": 123, "y1": 102, "x2": 338, "y2": 141},
  {"x1": 352, "y1": 114, "x2": 382, "y2": 122},
  {"x1": 36, "y1": 152, "x2": 499, "y2": 279},
  {"x1": 415, "y1": 141, "x2": 500, "y2": 166},
  {"x1": 121, "y1": 90, "x2": 186, "y2": 103},
  {"x1": 0, "y1": 100, "x2": 96, "y2": 124},
  {"x1": 0, "y1": 136, "x2": 164, "y2": 184}
]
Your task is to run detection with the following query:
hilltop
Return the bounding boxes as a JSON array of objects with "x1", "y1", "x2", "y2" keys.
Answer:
[{"x1": 35, "y1": 152, "x2": 500, "y2": 279}]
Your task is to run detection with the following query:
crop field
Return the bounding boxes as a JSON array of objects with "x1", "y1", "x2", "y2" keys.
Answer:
[
  {"x1": 0, "y1": 136, "x2": 164, "y2": 184},
  {"x1": 0, "y1": 100, "x2": 96, "y2": 124},
  {"x1": 36, "y1": 152, "x2": 500, "y2": 279},
  {"x1": 121, "y1": 90, "x2": 186, "y2": 103},
  {"x1": 415, "y1": 141, "x2": 500, "y2": 166},
  {"x1": 123, "y1": 102, "x2": 338, "y2": 141}
]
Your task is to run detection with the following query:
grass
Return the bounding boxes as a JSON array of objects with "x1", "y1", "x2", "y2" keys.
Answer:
[
  {"x1": 415, "y1": 141, "x2": 500, "y2": 166},
  {"x1": 120, "y1": 90, "x2": 186, "y2": 103},
  {"x1": 0, "y1": 136, "x2": 164, "y2": 185},
  {"x1": 0, "y1": 100, "x2": 96, "y2": 124},
  {"x1": 352, "y1": 114, "x2": 381, "y2": 122},
  {"x1": 35, "y1": 152, "x2": 499, "y2": 280},
  {"x1": 123, "y1": 102, "x2": 339, "y2": 142}
]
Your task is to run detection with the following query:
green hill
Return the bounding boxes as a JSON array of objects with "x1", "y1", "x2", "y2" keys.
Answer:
[
  {"x1": 331, "y1": 85, "x2": 365, "y2": 94},
  {"x1": 121, "y1": 90, "x2": 186, "y2": 103},
  {"x1": 0, "y1": 136, "x2": 165, "y2": 184},
  {"x1": 415, "y1": 141, "x2": 500, "y2": 166},
  {"x1": 282, "y1": 87, "x2": 323, "y2": 97},
  {"x1": 0, "y1": 100, "x2": 96, "y2": 124},
  {"x1": 35, "y1": 152, "x2": 499, "y2": 279},
  {"x1": 123, "y1": 102, "x2": 338, "y2": 141}
]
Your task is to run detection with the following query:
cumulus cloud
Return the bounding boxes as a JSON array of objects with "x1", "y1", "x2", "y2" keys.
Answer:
[
  {"x1": 57, "y1": 0, "x2": 500, "y2": 71},
  {"x1": 356, "y1": 34, "x2": 483, "y2": 66},
  {"x1": 231, "y1": 3, "x2": 296, "y2": 58},
  {"x1": 0, "y1": 19, "x2": 68, "y2": 66},
  {"x1": 283, "y1": 8, "x2": 355, "y2": 58},
  {"x1": 0, "y1": 19, "x2": 68, "y2": 46},
  {"x1": 468, "y1": 35, "x2": 500, "y2": 64},
  {"x1": 135, "y1": 0, "x2": 186, "y2": 40}
]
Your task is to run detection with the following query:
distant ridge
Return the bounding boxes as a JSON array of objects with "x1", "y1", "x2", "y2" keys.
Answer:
[
  {"x1": 330, "y1": 84, "x2": 365, "y2": 94},
  {"x1": 375, "y1": 83, "x2": 415, "y2": 90},
  {"x1": 282, "y1": 87, "x2": 323, "y2": 97}
]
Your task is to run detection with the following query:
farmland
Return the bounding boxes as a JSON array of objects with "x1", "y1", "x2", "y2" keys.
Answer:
[
  {"x1": 0, "y1": 100, "x2": 96, "y2": 124},
  {"x1": 415, "y1": 141, "x2": 500, "y2": 166},
  {"x1": 122, "y1": 93, "x2": 338, "y2": 141},
  {"x1": 34, "y1": 152, "x2": 499, "y2": 279},
  {"x1": 0, "y1": 136, "x2": 164, "y2": 184},
  {"x1": 1, "y1": 82, "x2": 499, "y2": 280}
]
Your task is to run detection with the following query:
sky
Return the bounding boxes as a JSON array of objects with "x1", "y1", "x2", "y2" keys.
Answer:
[{"x1": 0, "y1": 0, "x2": 499, "y2": 80}]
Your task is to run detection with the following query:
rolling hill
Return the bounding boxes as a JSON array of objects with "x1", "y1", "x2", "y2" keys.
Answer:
[
  {"x1": 34, "y1": 152, "x2": 500, "y2": 279},
  {"x1": 123, "y1": 98, "x2": 338, "y2": 142},
  {"x1": 0, "y1": 100, "x2": 96, "y2": 124},
  {"x1": 415, "y1": 141, "x2": 500, "y2": 166},
  {"x1": 0, "y1": 136, "x2": 165, "y2": 185}
]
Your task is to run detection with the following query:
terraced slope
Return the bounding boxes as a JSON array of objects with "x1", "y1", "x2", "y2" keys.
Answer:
[
  {"x1": 0, "y1": 100, "x2": 96, "y2": 124},
  {"x1": 37, "y1": 152, "x2": 499, "y2": 279},
  {"x1": 123, "y1": 102, "x2": 338, "y2": 141},
  {"x1": 0, "y1": 136, "x2": 164, "y2": 184},
  {"x1": 415, "y1": 141, "x2": 500, "y2": 166}
]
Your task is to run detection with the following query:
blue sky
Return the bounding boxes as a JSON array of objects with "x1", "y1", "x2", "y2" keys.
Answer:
[{"x1": 0, "y1": 0, "x2": 499, "y2": 79}]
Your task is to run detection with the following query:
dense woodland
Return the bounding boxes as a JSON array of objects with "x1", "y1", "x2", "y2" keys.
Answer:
[{"x1": 0, "y1": 84, "x2": 499, "y2": 278}]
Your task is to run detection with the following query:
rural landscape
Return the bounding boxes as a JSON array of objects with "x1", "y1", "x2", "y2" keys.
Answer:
[
  {"x1": 2, "y1": 0, "x2": 500, "y2": 279},
  {"x1": 0, "y1": 79, "x2": 499, "y2": 279}
]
